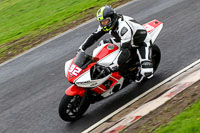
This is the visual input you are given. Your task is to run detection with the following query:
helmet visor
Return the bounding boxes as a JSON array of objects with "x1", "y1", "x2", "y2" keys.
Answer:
[{"x1": 100, "y1": 18, "x2": 111, "y2": 27}]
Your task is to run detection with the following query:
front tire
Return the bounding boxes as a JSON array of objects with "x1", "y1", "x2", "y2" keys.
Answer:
[{"x1": 58, "y1": 94, "x2": 90, "y2": 122}]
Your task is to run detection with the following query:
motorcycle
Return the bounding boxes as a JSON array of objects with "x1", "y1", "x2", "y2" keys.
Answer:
[{"x1": 59, "y1": 20, "x2": 163, "y2": 121}]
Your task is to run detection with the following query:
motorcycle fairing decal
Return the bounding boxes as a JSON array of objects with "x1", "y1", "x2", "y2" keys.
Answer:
[
  {"x1": 92, "y1": 85, "x2": 106, "y2": 94},
  {"x1": 94, "y1": 43, "x2": 118, "y2": 61},
  {"x1": 67, "y1": 62, "x2": 82, "y2": 83},
  {"x1": 65, "y1": 85, "x2": 85, "y2": 96},
  {"x1": 143, "y1": 20, "x2": 162, "y2": 33},
  {"x1": 91, "y1": 72, "x2": 122, "y2": 94},
  {"x1": 108, "y1": 72, "x2": 122, "y2": 89},
  {"x1": 67, "y1": 61, "x2": 96, "y2": 83},
  {"x1": 68, "y1": 64, "x2": 82, "y2": 76},
  {"x1": 65, "y1": 59, "x2": 73, "y2": 77}
]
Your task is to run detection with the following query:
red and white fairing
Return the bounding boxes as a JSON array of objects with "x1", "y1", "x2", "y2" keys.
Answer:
[
  {"x1": 65, "y1": 42, "x2": 124, "y2": 95},
  {"x1": 92, "y1": 42, "x2": 120, "y2": 66},
  {"x1": 143, "y1": 19, "x2": 163, "y2": 43}
]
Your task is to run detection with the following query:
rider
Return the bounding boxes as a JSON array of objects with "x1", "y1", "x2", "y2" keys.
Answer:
[{"x1": 78, "y1": 5, "x2": 153, "y2": 82}]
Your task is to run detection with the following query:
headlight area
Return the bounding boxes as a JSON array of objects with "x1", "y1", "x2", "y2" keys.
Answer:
[{"x1": 75, "y1": 80, "x2": 98, "y2": 87}]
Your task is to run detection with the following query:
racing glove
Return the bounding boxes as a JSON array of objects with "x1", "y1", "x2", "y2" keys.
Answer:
[
  {"x1": 101, "y1": 63, "x2": 119, "y2": 76},
  {"x1": 102, "y1": 67, "x2": 112, "y2": 75}
]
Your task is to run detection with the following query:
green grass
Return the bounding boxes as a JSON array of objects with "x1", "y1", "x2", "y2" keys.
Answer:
[
  {"x1": 154, "y1": 100, "x2": 200, "y2": 133},
  {"x1": 0, "y1": 0, "x2": 118, "y2": 57}
]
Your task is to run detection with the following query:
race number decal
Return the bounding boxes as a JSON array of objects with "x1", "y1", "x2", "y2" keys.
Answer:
[{"x1": 68, "y1": 64, "x2": 82, "y2": 76}]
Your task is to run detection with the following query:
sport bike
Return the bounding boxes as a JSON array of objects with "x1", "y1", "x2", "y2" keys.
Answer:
[{"x1": 59, "y1": 20, "x2": 163, "y2": 121}]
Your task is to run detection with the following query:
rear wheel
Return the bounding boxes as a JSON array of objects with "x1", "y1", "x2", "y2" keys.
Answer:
[
  {"x1": 152, "y1": 44, "x2": 161, "y2": 73},
  {"x1": 58, "y1": 94, "x2": 90, "y2": 122}
]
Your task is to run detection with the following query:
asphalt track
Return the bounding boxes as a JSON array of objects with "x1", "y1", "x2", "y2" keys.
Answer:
[{"x1": 0, "y1": 0, "x2": 200, "y2": 132}]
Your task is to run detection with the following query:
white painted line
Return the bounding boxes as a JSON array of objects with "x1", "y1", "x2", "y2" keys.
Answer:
[
  {"x1": 0, "y1": 0, "x2": 138, "y2": 67},
  {"x1": 104, "y1": 69, "x2": 200, "y2": 133},
  {"x1": 82, "y1": 58, "x2": 200, "y2": 133}
]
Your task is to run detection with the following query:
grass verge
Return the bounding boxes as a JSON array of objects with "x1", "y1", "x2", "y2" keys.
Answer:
[
  {"x1": 0, "y1": 0, "x2": 131, "y2": 63},
  {"x1": 154, "y1": 100, "x2": 200, "y2": 133}
]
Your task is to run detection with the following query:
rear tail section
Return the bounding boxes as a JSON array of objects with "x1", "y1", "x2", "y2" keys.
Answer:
[{"x1": 143, "y1": 20, "x2": 163, "y2": 43}]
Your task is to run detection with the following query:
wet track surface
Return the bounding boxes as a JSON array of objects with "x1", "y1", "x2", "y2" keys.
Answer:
[{"x1": 0, "y1": 0, "x2": 200, "y2": 132}]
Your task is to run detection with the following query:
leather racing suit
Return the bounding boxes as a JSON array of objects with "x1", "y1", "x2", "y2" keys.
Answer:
[{"x1": 79, "y1": 15, "x2": 153, "y2": 82}]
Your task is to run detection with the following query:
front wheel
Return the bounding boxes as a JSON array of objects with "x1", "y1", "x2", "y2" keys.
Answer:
[{"x1": 58, "y1": 94, "x2": 90, "y2": 122}]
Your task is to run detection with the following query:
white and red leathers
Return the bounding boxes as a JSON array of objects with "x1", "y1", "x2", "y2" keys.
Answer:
[{"x1": 79, "y1": 15, "x2": 153, "y2": 82}]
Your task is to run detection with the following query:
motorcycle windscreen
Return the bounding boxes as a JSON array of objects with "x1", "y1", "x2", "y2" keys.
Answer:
[{"x1": 73, "y1": 51, "x2": 93, "y2": 69}]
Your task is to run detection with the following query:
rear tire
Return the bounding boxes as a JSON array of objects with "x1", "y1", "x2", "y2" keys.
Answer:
[
  {"x1": 58, "y1": 94, "x2": 90, "y2": 122},
  {"x1": 152, "y1": 44, "x2": 161, "y2": 73}
]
